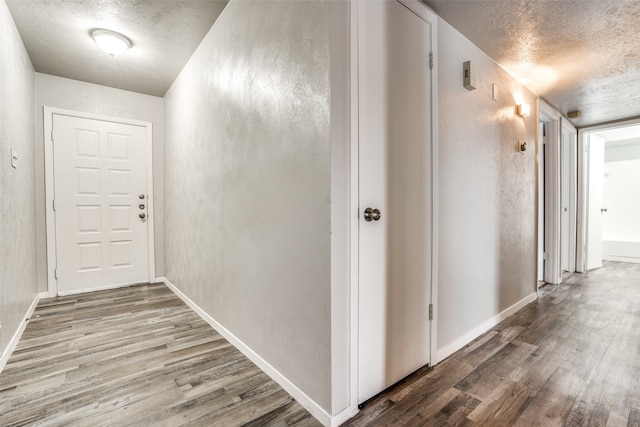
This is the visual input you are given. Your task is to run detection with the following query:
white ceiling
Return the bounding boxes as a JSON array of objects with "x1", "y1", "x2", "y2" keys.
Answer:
[
  {"x1": 6, "y1": 0, "x2": 640, "y2": 127},
  {"x1": 593, "y1": 124, "x2": 640, "y2": 144},
  {"x1": 423, "y1": 0, "x2": 640, "y2": 128},
  {"x1": 6, "y1": 0, "x2": 228, "y2": 97}
]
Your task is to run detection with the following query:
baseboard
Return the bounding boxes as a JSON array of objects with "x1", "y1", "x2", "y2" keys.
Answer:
[
  {"x1": 435, "y1": 291, "x2": 538, "y2": 363},
  {"x1": 603, "y1": 255, "x2": 640, "y2": 264},
  {"x1": 331, "y1": 405, "x2": 356, "y2": 427},
  {"x1": 160, "y1": 277, "x2": 333, "y2": 427},
  {"x1": 0, "y1": 292, "x2": 47, "y2": 373},
  {"x1": 57, "y1": 281, "x2": 148, "y2": 296}
]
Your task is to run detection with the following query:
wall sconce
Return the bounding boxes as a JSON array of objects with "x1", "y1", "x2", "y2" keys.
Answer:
[
  {"x1": 91, "y1": 29, "x2": 132, "y2": 57},
  {"x1": 517, "y1": 103, "x2": 530, "y2": 118},
  {"x1": 518, "y1": 141, "x2": 527, "y2": 152}
]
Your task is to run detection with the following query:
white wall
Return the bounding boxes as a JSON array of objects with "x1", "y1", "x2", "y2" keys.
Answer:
[
  {"x1": 0, "y1": 0, "x2": 37, "y2": 355},
  {"x1": 163, "y1": 0, "x2": 332, "y2": 413},
  {"x1": 436, "y1": 20, "x2": 538, "y2": 360},
  {"x1": 605, "y1": 140, "x2": 640, "y2": 162},
  {"x1": 603, "y1": 160, "x2": 640, "y2": 242},
  {"x1": 34, "y1": 73, "x2": 164, "y2": 291}
]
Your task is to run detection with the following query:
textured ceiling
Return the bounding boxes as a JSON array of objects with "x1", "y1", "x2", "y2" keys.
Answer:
[
  {"x1": 423, "y1": 0, "x2": 640, "y2": 128},
  {"x1": 7, "y1": 0, "x2": 640, "y2": 126},
  {"x1": 6, "y1": 0, "x2": 228, "y2": 97}
]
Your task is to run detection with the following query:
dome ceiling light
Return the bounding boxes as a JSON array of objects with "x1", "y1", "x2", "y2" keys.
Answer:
[{"x1": 91, "y1": 29, "x2": 132, "y2": 57}]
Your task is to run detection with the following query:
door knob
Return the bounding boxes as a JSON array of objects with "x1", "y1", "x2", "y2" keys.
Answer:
[
  {"x1": 363, "y1": 207, "x2": 381, "y2": 222},
  {"x1": 139, "y1": 213, "x2": 146, "y2": 219}
]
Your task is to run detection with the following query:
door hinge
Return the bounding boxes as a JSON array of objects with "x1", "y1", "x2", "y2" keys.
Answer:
[
  {"x1": 429, "y1": 52, "x2": 435, "y2": 70},
  {"x1": 429, "y1": 303, "x2": 434, "y2": 320},
  {"x1": 51, "y1": 130, "x2": 55, "y2": 142},
  {"x1": 54, "y1": 268, "x2": 58, "y2": 280},
  {"x1": 543, "y1": 252, "x2": 549, "y2": 260},
  {"x1": 53, "y1": 199, "x2": 56, "y2": 211}
]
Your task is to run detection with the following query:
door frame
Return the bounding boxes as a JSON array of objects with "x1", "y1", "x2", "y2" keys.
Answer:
[
  {"x1": 576, "y1": 117, "x2": 640, "y2": 272},
  {"x1": 538, "y1": 100, "x2": 562, "y2": 285},
  {"x1": 561, "y1": 120, "x2": 578, "y2": 273},
  {"x1": 43, "y1": 107, "x2": 155, "y2": 296},
  {"x1": 348, "y1": 0, "x2": 439, "y2": 412}
]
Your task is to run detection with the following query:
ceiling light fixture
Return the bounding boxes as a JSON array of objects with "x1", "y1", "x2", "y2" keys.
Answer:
[
  {"x1": 567, "y1": 111, "x2": 582, "y2": 119},
  {"x1": 517, "y1": 103, "x2": 531, "y2": 118},
  {"x1": 91, "y1": 29, "x2": 132, "y2": 57}
]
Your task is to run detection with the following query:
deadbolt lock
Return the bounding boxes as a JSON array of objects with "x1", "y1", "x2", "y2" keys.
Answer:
[{"x1": 363, "y1": 207, "x2": 381, "y2": 222}]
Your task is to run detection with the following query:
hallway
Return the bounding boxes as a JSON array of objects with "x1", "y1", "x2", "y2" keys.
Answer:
[
  {"x1": 345, "y1": 261, "x2": 640, "y2": 426},
  {"x1": 1, "y1": 263, "x2": 638, "y2": 425}
]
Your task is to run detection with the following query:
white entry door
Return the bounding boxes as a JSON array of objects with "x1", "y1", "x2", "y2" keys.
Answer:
[
  {"x1": 52, "y1": 113, "x2": 150, "y2": 293},
  {"x1": 358, "y1": 0, "x2": 435, "y2": 404},
  {"x1": 587, "y1": 134, "x2": 605, "y2": 270}
]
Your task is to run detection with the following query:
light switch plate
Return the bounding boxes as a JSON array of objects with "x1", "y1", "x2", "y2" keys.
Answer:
[{"x1": 11, "y1": 149, "x2": 18, "y2": 169}]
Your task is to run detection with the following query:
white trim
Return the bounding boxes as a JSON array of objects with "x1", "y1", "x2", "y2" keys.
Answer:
[
  {"x1": 331, "y1": 407, "x2": 355, "y2": 427},
  {"x1": 161, "y1": 278, "x2": 332, "y2": 427},
  {"x1": 561, "y1": 119, "x2": 578, "y2": 273},
  {"x1": 43, "y1": 107, "x2": 155, "y2": 295},
  {"x1": 538, "y1": 100, "x2": 562, "y2": 285},
  {"x1": 435, "y1": 292, "x2": 538, "y2": 363},
  {"x1": 348, "y1": 0, "x2": 360, "y2": 417},
  {"x1": 0, "y1": 292, "x2": 47, "y2": 373},
  {"x1": 576, "y1": 131, "x2": 588, "y2": 272},
  {"x1": 603, "y1": 255, "x2": 640, "y2": 264},
  {"x1": 579, "y1": 116, "x2": 640, "y2": 134},
  {"x1": 576, "y1": 117, "x2": 640, "y2": 273},
  {"x1": 57, "y1": 281, "x2": 148, "y2": 296}
]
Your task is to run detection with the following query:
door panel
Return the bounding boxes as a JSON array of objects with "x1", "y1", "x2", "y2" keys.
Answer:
[
  {"x1": 538, "y1": 123, "x2": 545, "y2": 282},
  {"x1": 53, "y1": 114, "x2": 149, "y2": 293},
  {"x1": 561, "y1": 133, "x2": 570, "y2": 272},
  {"x1": 358, "y1": 0, "x2": 433, "y2": 404},
  {"x1": 587, "y1": 134, "x2": 605, "y2": 270}
]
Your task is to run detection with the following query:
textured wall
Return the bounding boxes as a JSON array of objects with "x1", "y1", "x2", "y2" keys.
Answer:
[
  {"x1": 164, "y1": 0, "x2": 331, "y2": 411},
  {"x1": 437, "y1": 20, "x2": 538, "y2": 358},
  {"x1": 0, "y1": 0, "x2": 37, "y2": 355},
  {"x1": 34, "y1": 73, "x2": 164, "y2": 292}
]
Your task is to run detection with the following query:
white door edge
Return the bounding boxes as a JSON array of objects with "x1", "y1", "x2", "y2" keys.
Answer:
[
  {"x1": 349, "y1": 0, "x2": 440, "y2": 409},
  {"x1": 348, "y1": 0, "x2": 360, "y2": 415},
  {"x1": 43, "y1": 106, "x2": 155, "y2": 296}
]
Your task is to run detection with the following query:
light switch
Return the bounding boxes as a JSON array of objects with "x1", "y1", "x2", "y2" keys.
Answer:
[{"x1": 11, "y1": 149, "x2": 18, "y2": 169}]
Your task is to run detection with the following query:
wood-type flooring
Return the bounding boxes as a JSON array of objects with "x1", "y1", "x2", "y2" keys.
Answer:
[
  {"x1": 2, "y1": 262, "x2": 639, "y2": 426},
  {"x1": 345, "y1": 261, "x2": 640, "y2": 426},
  {"x1": 0, "y1": 283, "x2": 321, "y2": 427}
]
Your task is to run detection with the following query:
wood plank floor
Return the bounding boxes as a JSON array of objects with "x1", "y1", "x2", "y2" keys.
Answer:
[
  {"x1": 345, "y1": 261, "x2": 640, "y2": 426},
  {"x1": 0, "y1": 283, "x2": 321, "y2": 427}
]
